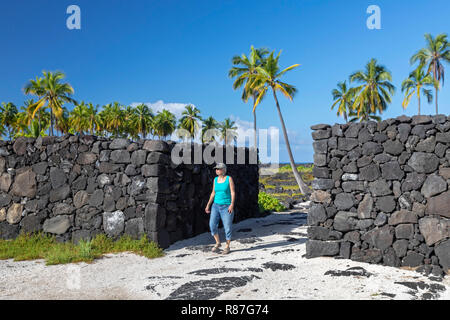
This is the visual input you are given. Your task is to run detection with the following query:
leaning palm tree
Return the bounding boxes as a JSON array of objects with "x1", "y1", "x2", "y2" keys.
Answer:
[
  {"x1": 153, "y1": 109, "x2": 176, "y2": 140},
  {"x1": 410, "y1": 33, "x2": 450, "y2": 114},
  {"x1": 350, "y1": 58, "x2": 395, "y2": 119},
  {"x1": 201, "y1": 116, "x2": 220, "y2": 143},
  {"x1": 178, "y1": 105, "x2": 202, "y2": 142},
  {"x1": 0, "y1": 102, "x2": 18, "y2": 140},
  {"x1": 250, "y1": 51, "x2": 310, "y2": 195},
  {"x1": 401, "y1": 63, "x2": 434, "y2": 115},
  {"x1": 229, "y1": 46, "x2": 269, "y2": 148},
  {"x1": 25, "y1": 71, "x2": 76, "y2": 136},
  {"x1": 220, "y1": 118, "x2": 238, "y2": 145},
  {"x1": 331, "y1": 81, "x2": 355, "y2": 123}
]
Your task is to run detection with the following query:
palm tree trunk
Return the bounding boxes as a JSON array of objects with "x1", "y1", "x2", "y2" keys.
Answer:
[
  {"x1": 435, "y1": 86, "x2": 438, "y2": 115},
  {"x1": 252, "y1": 95, "x2": 258, "y2": 149},
  {"x1": 272, "y1": 89, "x2": 310, "y2": 195},
  {"x1": 38, "y1": 109, "x2": 41, "y2": 136},
  {"x1": 50, "y1": 108, "x2": 54, "y2": 136},
  {"x1": 143, "y1": 125, "x2": 146, "y2": 140},
  {"x1": 253, "y1": 110, "x2": 257, "y2": 148},
  {"x1": 418, "y1": 93, "x2": 421, "y2": 116},
  {"x1": 434, "y1": 68, "x2": 439, "y2": 115}
]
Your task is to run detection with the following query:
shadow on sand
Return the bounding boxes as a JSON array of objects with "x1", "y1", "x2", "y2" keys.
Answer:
[{"x1": 164, "y1": 209, "x2": 309, "y2": 254}]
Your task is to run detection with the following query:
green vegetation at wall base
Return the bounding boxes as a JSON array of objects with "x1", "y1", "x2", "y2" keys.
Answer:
[{"x1": 0, "y1": 232, "x2": 164, "y2": 265}]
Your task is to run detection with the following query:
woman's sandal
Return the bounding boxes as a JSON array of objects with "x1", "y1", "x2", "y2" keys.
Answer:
[
  {"x1": 222, "y1": 247, "x2": 230, "y2": 255},
  {"x1": 211, "y1": 244, "x2": 221, "y2": 253}
]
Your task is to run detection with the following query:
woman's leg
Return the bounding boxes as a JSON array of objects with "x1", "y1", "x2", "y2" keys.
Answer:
[
  {"x1": 219, "y1": 205, "x2": 234, "y2": 248},
  {"x1": 209, "y1": 203, "x2": 221, "y2": 245}
]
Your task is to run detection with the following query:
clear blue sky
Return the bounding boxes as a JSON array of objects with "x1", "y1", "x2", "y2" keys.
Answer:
[{"x1": 1, "y1": 0, "x2": 450, "y2": 162}]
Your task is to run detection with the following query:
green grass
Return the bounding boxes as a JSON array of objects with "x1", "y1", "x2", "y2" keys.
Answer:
[
  {"x1": 281, "y1": 185, "x2": 300, "y2": 191},
  {"x1": 259, "y1": 176, "x2": 272, "y2": 185},
  {"x1": 270, "y1": 193, "x2": 291, "y2": 198},
  {"x1": 278, "y1": 164, "x2": 314, "y2": 174},
  {"x1": 302, "y1": 173, "x2": 314, "y2": 182},
  {"x1": 270, "y1": 179, "x2": 294, "y2": 183},
  {"x1": 291, "y1": 193, "x2": 305, "y2": 197},
  {"x1": 0, "y1": 232, "x2": 165, "y2": 265}
]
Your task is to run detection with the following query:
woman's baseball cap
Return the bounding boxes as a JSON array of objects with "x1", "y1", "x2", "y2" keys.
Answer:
[{"x1": 214, "y1": 163, "x2": 227, "y2": 170}]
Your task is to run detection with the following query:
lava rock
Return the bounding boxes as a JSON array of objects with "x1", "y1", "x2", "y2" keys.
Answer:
[
  {"x1": 306, "y1": 240, "x2": 340, "y2": 258},
  {"x1": 43, "y1": 215, "x2": 71, "y2": 235}
]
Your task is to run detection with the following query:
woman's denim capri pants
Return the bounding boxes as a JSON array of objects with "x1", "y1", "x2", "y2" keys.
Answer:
[{"x1": 209, "y1": 203, "x2": 235, "y2": 241}]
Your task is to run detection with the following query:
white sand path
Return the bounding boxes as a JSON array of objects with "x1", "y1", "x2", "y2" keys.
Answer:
[{"x1": 1, "y1": 202, "x2": 448, "y2": 300}]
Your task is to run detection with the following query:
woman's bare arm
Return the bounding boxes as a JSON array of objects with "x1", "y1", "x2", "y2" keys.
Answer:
[
  {"x1": 228, "y1": 176, "x2": 235, "y2": 213},
  {"x1": 205, "y1": 182, "x2": 215, "y2": 213}
]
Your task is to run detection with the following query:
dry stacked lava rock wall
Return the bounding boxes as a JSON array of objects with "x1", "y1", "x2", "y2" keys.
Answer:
[
  {"x1": 307, "y1": 115, "x2": 450, "y2": 276},
  {"x1": 0, "y1": 135, "x2": 259, "y2": 248}
]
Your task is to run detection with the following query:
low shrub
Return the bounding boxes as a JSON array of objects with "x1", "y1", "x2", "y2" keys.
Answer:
[{"x1": 258, "y1": 192, "x2": 287, "y2": 213}]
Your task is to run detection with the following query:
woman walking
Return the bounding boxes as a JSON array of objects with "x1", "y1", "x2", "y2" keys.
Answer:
[{"x1": 205, "y1": 163, "x2": 236, "y2": 254}]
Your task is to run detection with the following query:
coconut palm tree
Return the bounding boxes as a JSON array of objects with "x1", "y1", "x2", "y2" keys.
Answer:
[
  {"x1": 86, "y1": 103, "x2": 102, "y2": 135},
  {"x1": 16, "y1": 101, "x2": 51, "y2": 136},
  {"x1": 55, "y1": 106, "x2": 70, "y2": 135},
  {"x1": 153, "y1": 109, "x2": 176, "y2": 140},
  {"x1": 401, "y1": 63, "x2": 435, "y2": 115},
  {"x1": 25, "y1": 71, "x2": 76, "y2": 136},
  {"x1": 178, "y1": 105, "x2": 202, "y2": 142},
  {"x1": 131, "y1": 103, "x2": 154, "y2": 139},
  {"x1": 24, "y1": 77, "x2": 46, "y2": 134},
  {"x1": 17, "y1": 101, "x2": 35, "y2": 127},
  {"x1": 15, "y1": 118, "x2": 48, "y2": 138},
  {"x1": 69, "y1": 102, "x2": 90, "y2": 134},
  {"x1": 220, "y1": 118, "x2": 238, "y2": 146},
  {"x1": 13, "y1": 105, "x2": 32, "y2": 137},
  {"x1": 0, "y1": 102, "x2": 18, "y2": 140},
  {"x1": 104, "y1": 102, "x2": 126, "y2": 137},
  {"x1": 331, "y1": 81, "x2": 356, "y2": 123},
  {"x1": 229, "y1": 46, "x2": 269, "y2": 148},
  {"x1": 97, "y1": 104, "x2": 114, "y2": 137},
  {"x1": 250, "y1": 50, "x2": 309, "y2": 195},
  {"x1": 410, "y1": 33, "x2": 450, "y2": 114},
  {"x1": 350, "y1": 58, "x2": 395, "y2": 120},
  {"x1": 347, "y1": 105, "x2": 382, "y2": 122},
  {"x1": 202, "y1": 116, "x2": 220, "y2": 143},
  {"x1": 122, "y1": 105, "x2": 138, "y2": 139}
]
